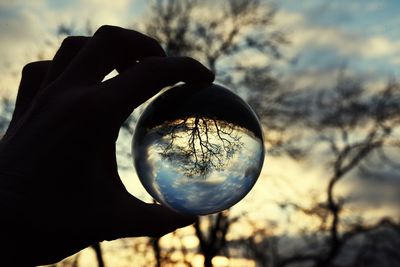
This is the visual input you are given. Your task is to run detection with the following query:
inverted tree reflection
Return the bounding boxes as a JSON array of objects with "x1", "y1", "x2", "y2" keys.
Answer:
[{"x1": 155, "y1": 115, "x2": 244, "y2": 177}]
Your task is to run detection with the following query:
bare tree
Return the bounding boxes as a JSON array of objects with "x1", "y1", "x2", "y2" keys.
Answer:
[
  {"x1": 157, "y1": 116, "x2": 243, "y2": 177},
  {"x1": 193, "y1": 210, "x2": 242, "y2": 267},
  {"x1": 131, "y1": 1, "x2": 290, "y2": 266},
  {"x1": 91, "y1": 243, "x2": 105, "y2": 267},
  {"x1": 141, "y1": 0, "x2": 286, "y2": 73},
  {"x1": 274, "y1": 73, "x2": 400, "y2": 267}
]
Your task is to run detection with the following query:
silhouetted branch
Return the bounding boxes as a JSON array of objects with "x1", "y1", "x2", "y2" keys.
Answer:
[
  {"x1": 91, "y1": 243, "x2": 105, "y2": 267},
  {"x1": 157, "y1": 116, "x2": 243, "y2": 177}
]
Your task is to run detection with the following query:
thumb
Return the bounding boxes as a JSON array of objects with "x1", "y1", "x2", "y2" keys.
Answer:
[{"x1": 106, "y1": 195, "x2": 196, "y2": 240}]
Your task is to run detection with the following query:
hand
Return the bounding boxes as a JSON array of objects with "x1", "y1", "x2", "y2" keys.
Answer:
[{"x1": 0, "y1": 25, "x2": 214, "y2": 265}]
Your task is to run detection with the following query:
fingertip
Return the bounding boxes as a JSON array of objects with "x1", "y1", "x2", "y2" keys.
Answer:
[
  {"x1": 140, "y1": 203, "x2": 197, "y2": 238},
  {"x1": 197, "y1": 66, "x2": 215, "y2": 86},
  {"x1": 150, "y1": 203, "x2": 197, "y2": 231},
  {"x1": 110, "y1": 199, "x2": 197, "y2": 240},
  {"x1": 176, "y1": 56, "x2": 215, "y2": 85},
  {"x1": 209, "y1": 70, "x2": 216, "y2": 83}
]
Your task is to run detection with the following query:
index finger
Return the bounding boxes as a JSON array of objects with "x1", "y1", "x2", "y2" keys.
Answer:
[{"x1": 57, "y1": 25, "x2": 166, "y2": 86}]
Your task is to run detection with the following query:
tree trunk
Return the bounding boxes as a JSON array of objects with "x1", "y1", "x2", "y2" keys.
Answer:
[
  {"x1": 91, "y1": 242, "x2": 105, "y2": 267},
  {"x1": 152, "y1": 237, "x2": 162, "y2": 267},
  {"x1": 203, "y1": 250, "x2": 214, "y2": 267}
]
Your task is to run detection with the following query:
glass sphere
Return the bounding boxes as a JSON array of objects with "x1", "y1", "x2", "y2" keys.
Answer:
[{"x1": 132, "y1": 84, "x2": 265, "y2": 215}]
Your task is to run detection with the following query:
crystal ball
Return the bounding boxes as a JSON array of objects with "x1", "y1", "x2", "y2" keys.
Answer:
[{"x1": 132, "y1": 84, "x2": 265, "y2": 215}]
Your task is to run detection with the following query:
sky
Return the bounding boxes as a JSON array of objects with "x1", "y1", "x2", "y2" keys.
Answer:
[
  {"x1": 276, "y1": 0, "x2": 400, "y2": 90},
  {"x1": 1, "y1": 0, "x2": 400, "y2": 98},
  {"x1": 0, "y1": 0, "x2": 400, "y2": 266},
  {"x1": 0, "y1": 0, "x2": 398, "y2": 210},
  {"x1": 0, "y1": 0, "x2": 399, "y2": 265},
  {"x1": 0, "y1": 0, "x2": 398, "y2": 214}
]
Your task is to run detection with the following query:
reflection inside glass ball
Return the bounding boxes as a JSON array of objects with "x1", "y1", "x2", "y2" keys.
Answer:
[{"x1": 133, "y1": 84, "x2": 264, "y2": 215}]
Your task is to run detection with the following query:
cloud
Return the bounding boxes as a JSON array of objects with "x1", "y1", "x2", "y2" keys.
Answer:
[
  {"x1": 273, "y1": 6, "x2": 400, "y2": 91},
  {"x1": 275, "y1": 5, "x2": 400, "y2": 61},
  {"x1": 391, "y1": 56, "x2": 400, "y2": 66},
  {"x1": 288, "y1": 24, "x2": 400, "y2": 60},
  {"x1": 45, "y1": 0, "x2": 135, "y2": 30},
  {"x1": 0, "y1": 1, "x2": 53, "y2": 96},
  {"x1": 0, "y1": 0, "x2": 141, "y2": 97},
  {"x1": 362, "y1": 36, "x2": 400, "y2": 58},
  {"x1": 341, "y1": 175, "x2": 400, "y2": 215}
]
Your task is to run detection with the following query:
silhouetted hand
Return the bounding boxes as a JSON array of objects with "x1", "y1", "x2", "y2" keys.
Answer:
[{"x1": 0, "y1": 25, "x2": 214, "y2": 265}]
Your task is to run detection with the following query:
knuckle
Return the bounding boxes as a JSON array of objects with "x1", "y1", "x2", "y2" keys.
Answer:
[
  {"x1": 93, "y1": 25, "x2": 166, "y2": 56},
  {"x1": 22, "y1": 62, "x2": 36, "y2": 76},
  {"x1": 22, "y1": 61, "x2": 49, "y2": 77},
  {"x1": 60, "y1": 36, "x2": 88, "y2": 49},
  {"x1": 94, "y1": 25, "x2": 120, "y2": 37},
  {"x1": 60, "y1": 36, "x2": 77, "y2": 47}
]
